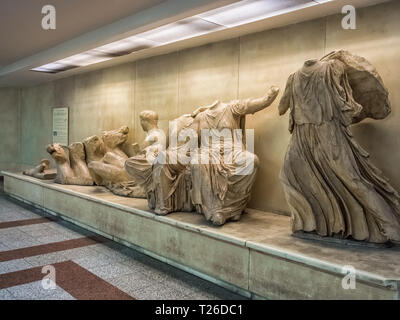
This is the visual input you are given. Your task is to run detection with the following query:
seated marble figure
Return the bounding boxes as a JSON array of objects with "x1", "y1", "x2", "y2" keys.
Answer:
[
  {"x1": 126, "y1": 108, "x2": 209, "y2": 215},
  {"x1": 279, "y1": 50, "x2": 400, "y2": 244},
  {"x1": 46, "y1": 142, "x2": 93, "y2": 185},
  {"x1": 83, "y1": 126, "x2": 146, "y2": 198},
  {"x1": 189, "y1": 86, "x2": 280, "y2": 225},
  {"x1": 125, "y1": 110, "x2": 166, "y2": 207},
  {"x1": 23, "y1": 159, "x2": 56, "y2": 180},
  {"x1": 126, "y1": 86, "x2": 279, "y2": 225}
]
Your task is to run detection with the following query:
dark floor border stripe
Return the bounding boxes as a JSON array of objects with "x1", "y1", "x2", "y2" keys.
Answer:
[
  {"x1": 0, "y1": 236, "x2": 106, "y2": 262},
  {"x1": 0, "y1": 260, "x2": 134, "y2": 300},
  {"x1": 0, "y1": 217, "x2": 56, "y2": 229},
  {"x1": 56, "y1": 261, "x2": 135, "y2": 300},
  {"x1": 0, "y1": 264, "x2": 43, "y2": 290}
]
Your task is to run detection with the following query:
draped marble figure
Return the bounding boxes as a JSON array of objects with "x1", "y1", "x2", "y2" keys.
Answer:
[
  {"x1": 125, "y1": 110, "x2": 166, "y2": 207},
  {"x1": 279, "y1": 50, "x2": 400, "y2": 244},
  {"x1": 150, "y1": 112, "x2": 198, "y2": 215},
  {"x1": 146, "y1": 86, "x2": 279, "y2": 225},
  {"x1": 190, "y1": 86, "x2": 280, "y2": 225}
]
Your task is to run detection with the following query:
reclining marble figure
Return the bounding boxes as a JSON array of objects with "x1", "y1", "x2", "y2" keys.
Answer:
[
  {"x1": 125, "y1": 111, "x2": 166, "y2": 207},
  {"x1": 279, "y1": 50, "x2": 400, "y2": 244},
  {"x1": 46, "y1": 143, "x2": 93, "y2": 185},
  {"x1": 82, "y1": 134, "x2": 106, "y2": 186},
  {"x1": 83, "y1": 126, "x2": 146, "y2": 198},
  {"x1": 141, "y1": 86, "x2": 279, "y2": 225},
  {"x1": 22, "y1": 159, "x2": 56, "y2": 180}
]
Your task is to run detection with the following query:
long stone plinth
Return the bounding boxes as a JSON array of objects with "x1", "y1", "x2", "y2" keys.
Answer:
[{"x1": 2, "y1": 171, "x2": 400, "y2": 300}]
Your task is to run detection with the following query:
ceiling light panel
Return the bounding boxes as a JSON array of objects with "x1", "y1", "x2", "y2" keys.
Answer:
[
  {"x1": 31, "y1": 63, "x2": 79, "y2": 74},
  {"x1": 197, "y1": 0, "x2": 315, "y2": 27},
  {"x1": 31, "y1": 51, "x2": 114, "y2": 73},
  {"x1": 95, "y1": 36, "x2": 158, "y2": 55},
  {"x1": 31, "y1": 37, "x2": 158, "y2": 73},
  {"x1": 136, "y1": 17, "x2": 225, "y2": 44}
]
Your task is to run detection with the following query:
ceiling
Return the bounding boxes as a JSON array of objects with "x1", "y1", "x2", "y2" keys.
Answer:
[
  {"x1": 0, "y1": 0, "x2": 392, "y2": 87},
  {"x1": 0, "y1": 0, "x2": 165, "y2": 66}
]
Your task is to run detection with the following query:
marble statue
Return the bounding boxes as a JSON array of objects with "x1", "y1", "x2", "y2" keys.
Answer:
[
  {"x1": 23, "y1": 159, "x2": 56, "y2": 180},
  {"x1": 279, "y1": 50, "x2": 400, "y2": 244},
  {"x1": 148, "y1": 112, "x2": 197, "y2": 215},
  {"x1": 82, "y1": 134, "x2": 106, "y2": 185},
  {"x1": 125, "y1": 110, "x2": 166, "y2": 207},
  {"x1": 190, "y1": 86, "x2": 280, "y2": 225},
  {"x1": 68, "y1": 142, "x2": 93, "y2": 184},
  {"x1": 148, "y1": 86, "x2": 279, "y2": 225},
  {"x1": 84, "y1": 126, "x2": 146, "y2": 198},
  {"x1": 46, "y1": 143, "x2": 93, "y2": 185}
]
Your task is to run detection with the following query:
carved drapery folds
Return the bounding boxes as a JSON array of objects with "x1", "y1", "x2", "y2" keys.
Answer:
[{"x1": 279, "y1": 50, "x2": 400, "y2": 244}]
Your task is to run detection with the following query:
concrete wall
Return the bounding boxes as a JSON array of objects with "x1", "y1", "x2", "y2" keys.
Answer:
[
  {"x1": 10, "y1": 1, "x2": 400, "y2": 215},
  {"x1": 0, "y1": 88, "x2": 21, "y2": 172}
]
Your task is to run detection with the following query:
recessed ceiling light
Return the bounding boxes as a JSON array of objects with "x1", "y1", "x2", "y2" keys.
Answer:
[
  {"x1": 197, "y1": 0, "x2": 315, "y2": 28},
  {"x1": 96, "y1": 36, "x2": 158, "y2": 55},
  {"x1": 136, "y1": 17, "x2": 224, "y2": 44},
  {"x1": 31, "y1": 37, "x2": 157, "y2": 74}
]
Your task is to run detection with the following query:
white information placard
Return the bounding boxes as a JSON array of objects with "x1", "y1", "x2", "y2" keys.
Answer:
[{"x1": 52, "y1": 107, "x2": 69, "y2": 146}]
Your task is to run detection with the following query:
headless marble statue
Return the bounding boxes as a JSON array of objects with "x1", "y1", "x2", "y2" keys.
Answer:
[
  {"x1": 279, "y1": 50, "x2": 400, "y2": 244},
  {"x1": 147, "y1": 86, "x2": 279, "y2": 225},
  {"x1": 84, "y1": 126, "x2": 146, "y2": 198},
  {"x1": 190, "y1": 86, "x2": 280, "y2": 225},
  {"x1": 68, "y1": 142, "x2": 93, "y2": 185},
  {"x1": 46, "y1": 143, "x2": 93, "y2": 185}
]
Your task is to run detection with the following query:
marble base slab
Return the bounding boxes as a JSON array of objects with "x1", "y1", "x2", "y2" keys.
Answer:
[{"x1": 2, "y1": 171, "x2": 400, "y2": 300}]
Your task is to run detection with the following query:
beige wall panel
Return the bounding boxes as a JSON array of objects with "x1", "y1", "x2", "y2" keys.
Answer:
[
  {"x1": 325, "y1": 1, "x2": 400, "y2": 192},
  {"x1": 239, "y1": 18, "x2": 326, "y2": 214},
  {"x1": 54, "y1": 76, "x2": 75, "y2": 110},
  {"x1": 0, "y1": 88, "x2": 20, "y2": 165},
  {"x1": 101, "y1": 63, "x2": 135, "y2": 143},
  {"x1": 20, "y1": 83, "x2": 54, "y2": 166},
  {"x1": 177, "y1": 39, "x2": 239, "y2": 115},
  {"x1": 72, "y1": 70, "x2": 104, "y2": 142},
  {"x1": 135, "y1": 53, "x2": 179, "y2": 144}
]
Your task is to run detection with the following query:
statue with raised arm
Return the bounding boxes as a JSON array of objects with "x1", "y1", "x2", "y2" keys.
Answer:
[
  {"x1": 148, "y1": 86, "x2": 279, "y2": 225},
  {"x1": 279, "y1": 50, "x2": 400, "y2": 244},
  {"x1": 190, "y1": 86, "x2": 280, "y2": 225}
]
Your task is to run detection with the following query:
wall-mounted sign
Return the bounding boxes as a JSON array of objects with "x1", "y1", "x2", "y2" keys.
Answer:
[{"x1": 52, "y1": 107, "x2": 69, "y2": 146}]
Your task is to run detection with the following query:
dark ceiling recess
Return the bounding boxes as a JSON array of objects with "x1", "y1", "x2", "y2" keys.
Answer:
[{"x1": 0, "y1": 0, "x2": 165, "y2": 66}]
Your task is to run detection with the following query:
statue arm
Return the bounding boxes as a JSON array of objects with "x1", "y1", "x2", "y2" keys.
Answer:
[
  {"x1": 241, "y1": 86, "x2": 280, "y2": 115},
  {"x1": 278, "y1": 74, "x2": 294, "y2": 116}
]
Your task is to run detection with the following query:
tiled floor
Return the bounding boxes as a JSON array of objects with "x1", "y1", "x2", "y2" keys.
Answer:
[{"x1": 0, "y1": 178, "x2": 246, "y2": 300}]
